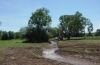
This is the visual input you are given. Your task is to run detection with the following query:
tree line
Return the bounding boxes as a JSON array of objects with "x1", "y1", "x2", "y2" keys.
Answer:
[
  {"x1": 0, "y1": 7, "x2": 100, "y2": 42},
  {"x1": 0, "y1": 31, "x2": 20, "y2": 40}
]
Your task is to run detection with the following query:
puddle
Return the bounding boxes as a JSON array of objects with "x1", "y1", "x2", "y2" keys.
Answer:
[{"x1": 42, "y1": 41, "x2": 99, "y2": 65}]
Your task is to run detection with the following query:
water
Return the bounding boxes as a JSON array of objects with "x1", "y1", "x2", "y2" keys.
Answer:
[{"x1": 42, "y1": 41, "x2": 99, "y2": 65}]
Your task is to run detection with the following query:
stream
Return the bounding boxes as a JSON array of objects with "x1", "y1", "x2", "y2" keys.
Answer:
[{"x1": 42, "y1": 41, "x2": 99, "y2": 65}]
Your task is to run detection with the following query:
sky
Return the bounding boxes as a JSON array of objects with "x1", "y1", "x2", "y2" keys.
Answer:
[{"x1": 0, "y1": 0, "x2": 100, "y2": 32}]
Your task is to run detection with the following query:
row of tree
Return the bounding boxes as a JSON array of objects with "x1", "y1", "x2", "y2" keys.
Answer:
[{"x1": 0, "y1": 31, "x2": 20, "y2": 40}]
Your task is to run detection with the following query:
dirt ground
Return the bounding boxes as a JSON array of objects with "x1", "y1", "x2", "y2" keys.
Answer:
[
  {"x1": 0, "y1": 41, "x2": 100, "y2": 65},
  {"x1": 0, "y1": 46, "x2": 69, "y2": 65},
  {"x1": 56, "y1": 41, "x2": 100, "y2": 64}
]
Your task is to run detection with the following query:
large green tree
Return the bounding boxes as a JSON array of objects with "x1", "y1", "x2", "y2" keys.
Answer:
[
  {"x1": 59, "y1": 11, "x2": 91, "y2": 40},
  {"x1": 28, "y1": 7, "x2": 52, "y2": 42}
]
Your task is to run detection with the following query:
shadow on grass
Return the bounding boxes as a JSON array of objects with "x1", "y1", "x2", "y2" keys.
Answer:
[
  {"x1": 22, "y1": 40, "x2": 35, "y2": 43},
  {"x1": 70, "y1": 38, "x2": 84, "y2": 40},
  {"x1": 22, "y1": 40, "x2": 48, "y2": 43}
]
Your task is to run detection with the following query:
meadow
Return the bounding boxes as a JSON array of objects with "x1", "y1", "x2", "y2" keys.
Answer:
[{"x1": 0, "y1": 36, "x2": 100, "y2": 65}]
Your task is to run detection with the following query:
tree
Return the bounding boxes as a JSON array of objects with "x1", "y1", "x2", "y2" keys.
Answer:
[
  {"x1": 95, "y1": 29, "x2": 100, "y2": 36},
  {"x1": 87, "y1": 20, "x2": 93, "y2": 36},
  {"x1": 0, "y1": 30, "x2": 2, "y2": 39},
  {"x1": 19, "y1": 27, "x2": 27, "y2": 39},
  {"x1": 28, "y1": 7, "x2": 52, "y2": 42},
  {"x1": 59, "y1": 11, "x2": 90, "y2": 40},
  {"x1": 1, "y1": 31, "x2": 9, "y2": 40},
  {"x1": 48, "y1": 27, "x2": 58, "y2": 38},
  {"x1": 14, "y1": 32, "x2": 21, "y2": 39},
  {"x1": 8, "y1": 31, "x2": 14, "y2": 39}
]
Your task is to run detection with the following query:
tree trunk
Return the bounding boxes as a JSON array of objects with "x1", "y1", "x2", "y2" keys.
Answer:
[{"x1": 67, "y1": 33, "x2": 71, "y2": 40}]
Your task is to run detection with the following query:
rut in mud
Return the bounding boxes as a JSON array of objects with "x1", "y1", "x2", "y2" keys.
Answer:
[{"x1": 42, "y1": 41, "x2": 99, "y2": 65}]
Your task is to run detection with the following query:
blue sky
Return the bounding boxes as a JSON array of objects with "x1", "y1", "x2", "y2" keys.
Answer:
[{"x1": 0, "y1": 0, "x2": 100, "y2": 32}]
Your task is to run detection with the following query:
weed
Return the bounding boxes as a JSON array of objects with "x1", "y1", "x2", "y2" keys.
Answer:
[{"x1": 84, "y1": 49, "x2": 90, "y2": 53}]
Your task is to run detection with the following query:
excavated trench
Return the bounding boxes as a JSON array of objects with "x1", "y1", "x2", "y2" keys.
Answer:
[{"x1": 42, "y1": 41, "x2": 99, "y2": 65}]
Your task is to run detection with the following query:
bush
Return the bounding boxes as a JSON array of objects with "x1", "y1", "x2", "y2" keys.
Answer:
[{"x1": 1, "y1": 31, "x2": 9, "y2": 40}]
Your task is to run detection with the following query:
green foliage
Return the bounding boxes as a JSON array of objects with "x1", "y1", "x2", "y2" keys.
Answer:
[
  {"x1": 95, "y1": 29, "x2": 100, "y2": 36},
  {"x1": 84, "y1": 49, "x2": 90, "y2": 53},
  {"x1": 59, "y1": 11, "x2": 93, "y2": 40},
  {"x1": 1, "y1": 31, "x2": 9, "y2": 40},
  {"x1": 8, "y1": 31, "x2": 14, "y2": 39},
  {"x1": 19, "y1": 27, "x2": 27, "y2": 39},
  {"x1": 14, "y1": 32, "x2": 21, "y2": 39},
  {"x1": 87, "y1": 20, "x2": 93, "y2": 36},
  {"x1": 0, "y1": 30, "x2": 21, "y2": 40},
  {"x1": 26, "y1": 7, "x2": 52, "y2": 43},
  {"x1": 0, "y1": 30, "x2": 2, "y2": 39},
  {"x1": 25, "y1": 26, "x2": 49, "y2": 43},
  {"x1": 28, "y1": 7, "x2": 52, "y2": 29},
  {"x1": 48, "y1": 27, "x2": 58, "y2": 38}
]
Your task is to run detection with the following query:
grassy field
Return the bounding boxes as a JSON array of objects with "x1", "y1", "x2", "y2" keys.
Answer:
[
  {"x1": 0, "y1": 37, "x2": 100, "y2": 65},
  {"x1": 0, "y1": 36, "x2": 100, "y2": 46},
  {"x1": 0, "y1": 39, "x2": 46, "y2": 47}
]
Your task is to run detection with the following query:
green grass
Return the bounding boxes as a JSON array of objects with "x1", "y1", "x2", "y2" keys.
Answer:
[
  {"x1": 84, "y1": 49, "x2": 90, "y2": 53},
  {"x1": 61, "y1": 48, "x2": 91, "y2": 53},
  {"x1": 0, "y1": 39, "x2": 45, "y2": 47},
  {"x1": 67, "y1": 36, "x2": 100, "y2": 40},
  {"x1": 0, "y1": 39, "x2": 29, "y2": 46},
  {"x1": 78, "y1": 40, "x2": 100, "y2": 44}
]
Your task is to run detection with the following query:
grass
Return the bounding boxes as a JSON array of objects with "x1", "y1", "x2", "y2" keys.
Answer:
[
  {"x1": 71, "y1": 36, "x2": 100, "y2": 39},
  {"x1": 57, "y1": 36, "x2": 100, "y2": 44},
  {"x1": 0, "y1": 39, "x2": 30, "y2": 46},
  {"x1": 78, "y1": 40, "x2": 100, "y2": 44},
  {"x1": 0, "y1": 39, "x2": 46, "y2": 47},
  {"x1": 61, "y1": 48, "x2": 91, "y2": 53},
  {"x1": 84, "y1": 49, "x2": 90, "y2": 53}
]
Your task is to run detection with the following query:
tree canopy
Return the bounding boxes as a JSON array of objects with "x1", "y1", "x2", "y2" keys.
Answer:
[
  {"x1": 26, "y1": 7, "x2": 52, "y2": 42},
  {"x1": 59, "y1": 11, "x2": 93, "y2": 40}
]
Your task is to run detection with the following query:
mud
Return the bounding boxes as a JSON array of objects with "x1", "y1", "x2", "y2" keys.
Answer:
[{"x1": 0, "y1": 46, "x2": 68, "y2": 65}]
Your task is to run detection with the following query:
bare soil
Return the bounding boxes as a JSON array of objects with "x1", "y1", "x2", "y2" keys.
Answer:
[
  {"x1": 0, "y1": 46, "x2": 68, "y2": 65},
  {"x1": 56, "y1": 40, "x2": 100, "y2": 64},
  {"x1": 0, "y1": 40, "x2": 100, "y2": 65}
]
